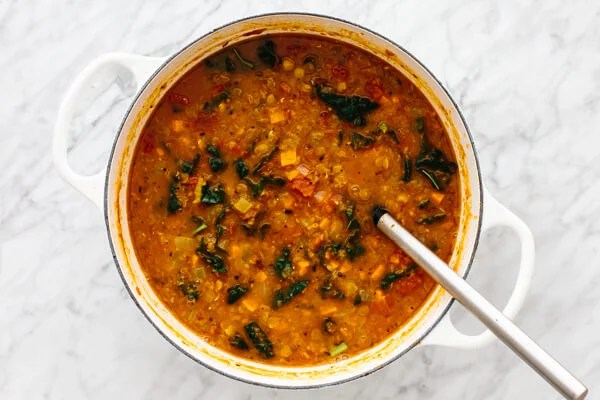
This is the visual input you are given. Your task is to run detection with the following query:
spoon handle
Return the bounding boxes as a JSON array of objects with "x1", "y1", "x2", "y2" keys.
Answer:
[{"x1": 375, "y1": 211, "x2": 588, "y2": 400}]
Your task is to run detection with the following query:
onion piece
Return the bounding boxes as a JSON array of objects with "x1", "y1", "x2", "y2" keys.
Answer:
[
  {"x1": 296, "y1": 164, "x2": 310, "y2": 176},
  {"x1": 314, "y1": 190, "x2": 328, "y2": 202}
]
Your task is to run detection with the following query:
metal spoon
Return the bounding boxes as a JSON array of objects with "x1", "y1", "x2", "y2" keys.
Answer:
[{"x1": 372, "y1": 206, "x2": 588, "y2": 400}]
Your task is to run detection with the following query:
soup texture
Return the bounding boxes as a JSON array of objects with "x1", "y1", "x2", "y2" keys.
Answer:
[{"x1": 128, "y1": 35, "x2": 460, "y2": 365}]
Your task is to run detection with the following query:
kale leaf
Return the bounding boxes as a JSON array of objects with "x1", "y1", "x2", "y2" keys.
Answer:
[
  {"x1": 167, "y1": 183, "x2": 182, "y2": 213},
  {"x1": 197, "y1": 238, "x2": 227, "y2": 273},
  {"x1": 415, "y1": 147, "x2": 457, "y2": 191},
  {"x1": 417, "y1": 213, "x2": 446, "y2": 225},
  {"x1": 227, "y1": 285, "x2": 249, "y2": 304},
  {"x1": 402, "y1": 154, "x2": 412, "y2": 182},
  {"x1": 273, "y1": 246, "x2": 294, "y2": 279},
  {"x1": 244, "y1": 322, "x2": 274, "y2": 358},
  {"x1": 229, "y1": 334, "x2": 249, "y2": 350},
  {"x1": 234, "y1": 158, "x2": 249, "y2": 178},
  {"x1": 413, "y1": 117, "x2": 457, "y2": 191},
  {"x1": 257, "y1": 40, "x2": 280, "y2": 68},
  {"x1": 203, "y1": 91, "x2": 229, "y2": 111},
  {"x1": 177, "y1": 277, "x2": 199, "y2": 301},
  {"x1": 243, "y1": 175, "x2": 285, "y2": 197},
  {"x1": 253, "y1": 146, "x2": 278, "y2": 174},
  {"x1": 350, "y1": 131, "x2": 376, "y2": 150},
  {"x1": 380, "y1": 264, "x2": 417, "y2": 290},
  {"x1": 315, "y1": 84, "x2": 379, "y2": 126},
  {"x1": 320, "y1": 277, "x2": 345, "y2": 300},
  {"x1": 207, "y1": 145, "x2": 226, "y2": 173},
  {"x1": 273, "y1": 280, "x2": 310, "y2": 309},
  {"x1": 200, "y1": 182, "x2": 226, "y2": 205}
]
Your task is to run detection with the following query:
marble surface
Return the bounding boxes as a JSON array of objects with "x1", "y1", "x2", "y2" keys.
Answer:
[{"x1": 1, "y1": 0, "x2": 599, "y2": 398}]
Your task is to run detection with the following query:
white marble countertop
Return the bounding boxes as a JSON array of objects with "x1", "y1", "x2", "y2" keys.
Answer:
[{"x1": 1, "y1": 0, "x2": 599, "y2": 399}]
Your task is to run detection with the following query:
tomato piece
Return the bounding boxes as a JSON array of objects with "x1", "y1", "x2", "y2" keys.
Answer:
[
  {"x1": 141, "y1": 133, "x2": 155, "y2": 154},
  {"x1": 211, "y1": 84, "x2": 226, "y2": 97},
  {"x1": 286, "y1": 44, "x2": 307, "y2": 56},
  {"x1": 393, "y1": 272, "x2": 423, "y2": 295},
  {"x1": 185, "y1": 176, "x2": 199, "y2": 187},
  {"x1": 365, "y1": 78, "x2": 384, "y2": 100},
  {"x1": 389, "y1": 251, "x2": 412, "y2": 268},
  {"x1": 227, "y1": 141, "x2": 242, "y2": 157},
  {"x1": 332, "y1": 65, "x2": 349, "y2": 80},
  {"x1": 195, "y1": 112, "x2": 217, "y2": 131},
  {"x1": 290, "y1": 177, "x2": 315, "y2": 197},
  {"x1": 369, "y1": 297, "x2": 392, "y2": 315},
  {"x1": 319, "y1": 111, "x2": 331, "y2": 120},
  {"x1": 166, "y1": 92, "x2": 190, "y2": 106}
]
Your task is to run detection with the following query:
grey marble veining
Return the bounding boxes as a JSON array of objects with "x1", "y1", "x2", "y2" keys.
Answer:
[{"x1": 1, "y1": 0, "x2": 599, "y2": 399}]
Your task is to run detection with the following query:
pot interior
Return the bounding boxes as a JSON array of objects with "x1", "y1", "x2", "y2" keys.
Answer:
[{"x1": 105, "y1": 13, "x2": 482, "y2": 387}]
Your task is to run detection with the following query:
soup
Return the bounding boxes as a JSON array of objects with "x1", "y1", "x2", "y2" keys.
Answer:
[{"x1": 128, "y1": 35, "x2": 460, "y2": 365}]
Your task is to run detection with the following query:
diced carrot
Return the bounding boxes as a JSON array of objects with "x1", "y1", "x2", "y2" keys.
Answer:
[
  {"x1": 297, "y1": 259, "x2": 311, "y2": 276},
  {"x1": 280, "y1": 149, "x2": 297, "y2": 166},
  {"x1": 339, "y1": 261, "x2": 352, "y2": 274},
  {"x1": 241, "y1": 297, "x2": 259, "y2": 312},
  {"x1": 279, "y1": 193, "x2": 295, "y2": 208},
  {"x1": 371, "y1": 264, "x2": 386, "y2": 281},
  {"x1": 171, "y1": 119, "x2": 185, "y2": 132},
  {"x1": 318, "y1": 218, "x2": 330, "y2": 230},
  {"x1": 320, "y1": 303, "x2": 338, "y2": 315},
  {"x1": 290, "y1": 177, "x2": 315, "y2": 197},
  {"x1": 325, "y1": 260, "x2": 340, "y2": 272},
  {"x1": 230, "y1": 245, "x2": 241, "y2": 260},
  {"x1": 255, "y1": 271, "x2": 267, "y2": 282},
  {"x1": 233, "y1": 197, "x2": 253, "y2": 213},
  {"x1": 269, "y1": 108, "x2": 286, "y2": 124},
  {"x1": 431, "y1": 192, "x2": 445, "y2": 205},
  {"x1": 285, "y1": 169, "x2": 300, "y2": 180}
]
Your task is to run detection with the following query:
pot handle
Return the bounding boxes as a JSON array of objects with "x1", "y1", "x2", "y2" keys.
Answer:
[
  {"x1": 420, "y1": 187, "x2": 535, "y2": 349},
  {"x1": 53, "y1": 52, "x2": 166, "y2": 210}
]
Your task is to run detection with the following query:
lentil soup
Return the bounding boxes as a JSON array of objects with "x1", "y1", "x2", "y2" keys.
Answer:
[{"x1": 128, "y1": 35, "x2": 460, "y2": 365}]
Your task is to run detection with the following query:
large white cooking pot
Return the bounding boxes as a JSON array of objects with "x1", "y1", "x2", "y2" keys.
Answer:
[{"x1": 53, "y1": 13, "x2": 535, "y2": 388}]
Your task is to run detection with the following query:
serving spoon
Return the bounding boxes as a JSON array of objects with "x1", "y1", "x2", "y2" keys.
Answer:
[{"x1": 372, "y1": 206, "x2": 588, "y2": 400}]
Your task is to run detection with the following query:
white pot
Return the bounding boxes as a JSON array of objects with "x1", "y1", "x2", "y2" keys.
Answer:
[{"x1": 53, "y1": 13, "x2": 535, "y2": 388}]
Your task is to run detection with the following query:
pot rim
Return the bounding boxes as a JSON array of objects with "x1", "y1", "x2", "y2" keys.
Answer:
[{"x1": 103, "y1": 11, "x2": 484, "y2": 389}]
